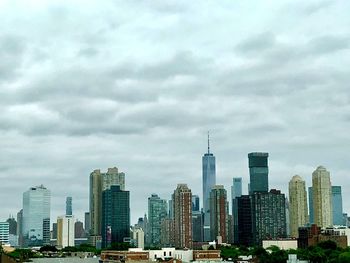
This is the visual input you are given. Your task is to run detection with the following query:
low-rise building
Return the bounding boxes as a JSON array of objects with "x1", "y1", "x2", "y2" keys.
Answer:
[
  {"x1": 263, "y1": 239, "x2": 298, "y2": 250},
  {"x1": 0, "y1": 222, "x2": 9, "y2": 245},
  {"x1": 287, "y1": 254, "x2": 309, "y2": 263}
]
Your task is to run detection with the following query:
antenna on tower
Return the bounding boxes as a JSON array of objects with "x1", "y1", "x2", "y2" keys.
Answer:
[{"x1": 207, "y1": 131, "x2": 210, "y2": 154}]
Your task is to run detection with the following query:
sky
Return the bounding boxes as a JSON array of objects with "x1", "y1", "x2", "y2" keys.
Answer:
[{"x1": 1, "y1": 0, "x2": 350, "y2": 226}]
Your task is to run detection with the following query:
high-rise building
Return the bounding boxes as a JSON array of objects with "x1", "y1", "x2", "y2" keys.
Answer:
[
  {"x1": 0, "y1": 222, "x2": 9, "y2": 245},
  {"x1": 192, "y1": 211, "x2": 203, "y2": 242},
  {"x1": 89, "y1": 167, "x2": 126, "y2": 246},
  {"x1": 66, "y1": 197, "x2": 72, "y2": 216},
  {"x1": 251, "y1": 189, "x2": 287, "y2": 245},
  {"x1": 52, "y1": 223, "x2": 57, "y2": 239},
  {"x1": 202, "y1": 133, "x2": 216, "y2": 241},
  {"x1": 84, "y1": 212, "x2": 91, "y2": 235},
  {"x1": 308, "y1": 187, "x2": 314, "y2": 224},
  {"x1": 289, "y1": 175, "x2": 308, "y2": 238},
  {"x1": 131, "y1": 227, "x2": 144, "y2": 249},
  {"x1": 75, "y1": 221, "x2": 85, "y2": 238},
  {"x1": 236, "y1": 195, "x2": 253, "y2": 246},
  {"x1": 22, "y1": 185, "x2": 51, "y2": 247},
  {"x1": 209, "y1": 185, "x2": 229, "y2": 243},
  {"x1": 6, "y1": 217, "x2": 17, "y2": 235},
  {"x1": 248, "y1": 152, "x2": 269, "y2": 194},
  {"x1": 160, "y1": 218, "x2": 174, "y2": 247},
  {"x1": 192, "y1": 195, "x2": 200, "y2": 212},
  {"x1": 101, "y1": 185, "x2": 130, "y2": 248},
  {"x1": 231, "y1": 177, "x2": 242, "y2": 244},
  {"x1": 57, "y1": 215, "x2": 75, "y2": 248},
  {"x1": 312, "y1": 166, "x2": 333, "y2": 228},
  {"x1": 173, "y1": 184, "x2": 192, "y2": 249},
  {"x1": 148, "y1": 194, "x2": 168, "y2": 247},
  {"x1": 17, "y1": 209, "x2": 23, "y2": 247},
  {"x1": 332, "y1": 186, "x2": 343, "y2": 226}
]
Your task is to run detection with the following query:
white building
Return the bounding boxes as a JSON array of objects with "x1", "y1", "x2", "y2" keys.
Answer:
[
  {"x1": 0, "y1": 222, "x2": 9, "y2": 245},
  {"x1": 57, "y1": 215, "x2": 75, "y2": 248},
  {"x1": 324, "y1": 226, "x2": 350, "y2": 246},
  {"x1": 131, "y1": 227, "x2": 144, "y2": 249},
  {"x1": 263, "y1": 239, "x2": 298, "y2": 250}
]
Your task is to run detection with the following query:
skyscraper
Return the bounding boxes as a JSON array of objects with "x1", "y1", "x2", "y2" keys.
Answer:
[
  {"x1": 17, "y1": 209, "x2": 23, "y2": 247},
  {"x1": 288, "y1": 175, "x2": 308, "y2": 238},
  {"x1": 312, "y1": 166, "x2": 333, "y2": 228},
  {"x1": 0, "y1": 222, "x2": 9, "y2": 245},
  {"x1": 248, "y1": 152, "x2": 269, "y2": 194},
  {"x1": 202, "y1": 133, "x2": 216, "y2": 241},
  {"x1": 209, "y1": 185, "x2": 229, "y2": 243},
  {"x1": 57, "y1": 215, "x2": 75, "y2": 248},
  {"x1": 192, "y1": 195, "x2": 200, "y2": 212},
  {"x1": 84, "y1": 212, "x2": 91, "y2": 235},
  {"x1": 236, "y1": 195, "x2": 253, "y2": 246},
  {"x1": 332, "y1": 186, "x2": 343, "y2": 225},
  {"x1": 66, "y1": 197, "x2": 72, "y2": 216},
  {"x1": 75, "y1": 221, "x2": 85, "y2": 238},
  {"x1": 22, "y1": 185, "x2": 51, "y2": 247},
  {"x1": 231, "y1": 177, "x2": 242, "y2": 243},
  {"x1": 173, "y1": 184, "x2": 192, "y2": 249},
  {"x1": 148, "y1": 194, "x2": 168, "y2": 247},
  {"x1": 102, "y1": 185, "x2": 130, "y2": 248},
  {"x1": 308, "y1": 187, "x2": 314, "y2": 224}
]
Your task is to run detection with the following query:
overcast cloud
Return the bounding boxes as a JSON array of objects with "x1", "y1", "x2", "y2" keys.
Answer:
[{"x1": 1, "y1": 0, "x2": 350, "y2": 224}]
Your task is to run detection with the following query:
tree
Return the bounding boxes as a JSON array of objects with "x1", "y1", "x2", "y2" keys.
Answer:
[{"x1": 339, "y1": 252, "x2": 350, "y2": 263}]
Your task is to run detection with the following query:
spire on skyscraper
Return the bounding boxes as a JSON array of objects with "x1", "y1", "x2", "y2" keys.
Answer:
[{"x1": 207, "y1": 131, "x2": 210, "y2": 154}]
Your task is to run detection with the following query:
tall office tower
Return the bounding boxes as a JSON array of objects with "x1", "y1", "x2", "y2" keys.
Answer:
[
  {"x1": 84, "y1": 212, "x2": 91, "y2": 235},
  {"x1": 102, "y1": 185, "x2": 130, "y2": 248},
  {"x1": 17, "y1": 209, "x2": 23, "y2": 247},
  {"x1": 168, "y1": 200, "x2": 174, "y2": 219},
  {"x1": 308, "y1": 187, "x2": 314, "y2": 224},
  {"x1": 173, "y1": 184, "x2": 192, "y2": 249},
  {"x1": 251, "y1": 189, "x2": 287, "y2": 245},
  {"x1": 148, "y1": 194, "x2": 168, "y2": 247},
  {"x1": 6, "y1": 217, "x2": 17, "y2": 235},
  {"x1": 160, "y1": 218, "x2": 175, "y2": 247},
  {"x1": 312, "y1": 166, "x2": 333, "y2": 228},
  {"x1": 0, "y1": 222, "x2": 9, "y2": 245},
  {"x1": 192, "y1": 195, "x2": 200, "y2": 212},
  {"x1": 22, "y1": 185, "x2": 51, "y2": 247},
  {"x1": 52, "y1": 223, "x2": 58, "y2": 239},
  {"x1": 192, "y1": 211, "x2": 204, "y2": 242},
  {"x1": 248, "y1": 152, "x2": 269, "y2": 194},
  {"x1": 236, "y1": 195, "x2": 253, "y2": 246},
  {"x1": 289, "y1": 175, "x2": 308, "y2": 238},
  {"x1": 231, "y1": 177, "x2": 242, "y2": 244},
  {"x1": 332, "y1": 186, "x2": 343, "y2": 226},
  {"x1": 209, "y1": 185, "x2": 229, "y2": 243},
  {"x1": 75, "y1": 221, "x2": 85, "y2": 238},
  {"x1": 57, "y1": 215, "x2": 75, "y2": 248},
  {"x1": 101, "y1": 167, "x2": 125, "y2": 191},
  {"x1": 66, "y1": 197, "x2": 72, "y2": 216},
  {"x1": 202, "y1": 133, "x2": 216, "y2": 241},
  {"x1": 227, "y1": 215, "x2": 233, "y2": 244}
]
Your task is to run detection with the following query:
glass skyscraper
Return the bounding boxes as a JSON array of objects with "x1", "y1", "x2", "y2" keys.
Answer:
[
  {"x1": 22, "y1": 185, "x2": 51, "y2": 247},
  {"x1": 332, "y1": 186, "x2": 343, "y2": 225},
  {"x1": 66, "y1": 197, "x2": 72, "y2": 216},
  {"x1": 248, "y1": 152, "x2": 269, "y2": 194},
  {"x1": 231, "y1": 178, "x2": 242, "y2": 244},
  {"x1": 192, "y1": 195, "x2": 200, "y2": 212},
  {"x1": 202, "y1": 133, "x2": 216, "y2": 241},
  {"x1": 148, "y1": 194, "x2": 168, "y2": 247}
]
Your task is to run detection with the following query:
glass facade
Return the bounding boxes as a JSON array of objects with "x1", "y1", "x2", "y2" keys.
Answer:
[
  {"x1": 308, "y1": 187, "x2": 314, "y2": 224},
  {"x1": 192, "y1": 195, "x2": 200, "y2": 212},
  {"x1": 22, "y1": 185, "x2": 51, "y2": 247},
  {"x1": 332, "y1": 186, "x2": 343, "y2": 225},
  {"x1": 66, "y1": 197, "x2": 72, "y2": 216},
  {"x1": 232, "y1": 178, "x2": 242, "y2": 244},
  {"x1": 148, "y1": 194, "x2": 168, "y2": 247},
  {"x1": 248, "y1": 152, "x2": 269, "y2": 194}
]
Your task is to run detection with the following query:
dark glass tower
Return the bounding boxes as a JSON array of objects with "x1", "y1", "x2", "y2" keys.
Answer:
[
  {"x1": 102, "y1": 185, "x2": 130, "y2": 248},
  {"x1": 66, "y1": 197, "x2": 72, "y2": 216},
  {"x1": 202, "y1": 133, "x2": 216, "y2": 241},
  {"x1": 248, "y1": 152, "x2": 269, "y2": 194},
  {"x1": 332, "y1": 186, "x2": 343, "y2": 225}
]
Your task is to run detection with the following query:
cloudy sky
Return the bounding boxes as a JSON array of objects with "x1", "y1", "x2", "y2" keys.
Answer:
[{"x1": 1, "y1": 0, "x2": 350, "y2": 225}]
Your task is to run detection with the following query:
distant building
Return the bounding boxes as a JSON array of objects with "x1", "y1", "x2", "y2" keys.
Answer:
[
  {"x1": 57, "y1": 215, "x2": 75, "y2": 248},
  {"x1": 263, "y1": 239, "x2": 298, "y2": 250},
  {"x1": 173, "y1": 184, "x2": 192, "y2": 248},
  {"x1": 102, "y1": 185, "x2": 130, "y2": 248},
  {"x1": 308, "y1": 187, "x2": 313, "y2": 224},
  {"x1": 236, "y1": 195, "x2": 253, "y2": 246},
  {"x1": 66, "y1": 197, "x2": 72, "y2": 216},
  {"x1": 248, "y1": 152, "x2": 269, "y2": 194},
  {"x1": 0, "y1": 222, "x2": 9, "y2": 245},
  {"x1": 52, "y1": 223, "x2": 57, "y2": 239},
  {"x1": 131, "y1": 227, "x2": 144, "y2": 249},
  {"x1": 312, "y1": 166, "x2": 333, "y2": 228},
  {"x1": 22, "y1": 185, "x2": 51, "y2": 247},
  {"x1": 231, "y1": 177, "x2": 242, "y2": 244},
  {"x1": 75, "y1": 221, "x2": 85, "y2": 238},
  {"x1": 160, "y1": 218, "x2": 174, "y2": 247},
  {"x1": 84, "y1": 212, "x2": 91, "y2": 235},
  {"x1": 210, "y1": 185, "x2": 229, "y2": 243},
  {"x1": 202, "y1": 133, "x2": 216, "y2": 241},
  {"x1": 289, "y1": 175, "x2": 308, "y2": 238},
  {"x1": 16, "y1": 209, "x2": 23, "y2": 247},
  {"x1": 148, "y1": 194, "x2": 168, "y2": 247},
  {"x1": 332, "y1": 186, "x2": 343, "y2": 225},
  {"x1": 192, "y1": 211, "x2": 203, "y2": 242},
  {"x1": 192, "y1": 195, "x2": 200, "y2": 212},
  {"x1": 6, "y1": 217, "x2": 17, "y2": 235}
]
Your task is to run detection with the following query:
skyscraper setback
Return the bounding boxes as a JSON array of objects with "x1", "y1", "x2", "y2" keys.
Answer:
[{"x1": 202, "y1": 133, "x2": 216, "y2": 241}]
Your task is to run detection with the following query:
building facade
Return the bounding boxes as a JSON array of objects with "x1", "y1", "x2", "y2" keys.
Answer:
[
  {"x1": 173, "y1": 184, "x2": 192, "y2": 249},
  {"x1": 236, "y1": 195, "x2": 253, "y2": 246},
  {"x1": 0, "y1": 222, "x2": 9, "y2": 245},
  {"x1": 332, "y1": 186, "x2": 343, "y2": 225},
  {"x1": 289, "y1": 175, "x2": 308, "y2": 238},
  {"x1": 231, "y1": 177, "x2": 242, "y2": 244},
  {"x1": 312, "y1": 166, "x2": 333, "y2": 228},
  {"x1": 192, "y1": 195, "x2": 200, "y2": 212},
  {"x1": 66, "y1": 197, "x2": 72, "y2": 216},
  {"x1": 57, "y1": 215, "x2": 75, "y2": 248},
  {"x1": 148, "y1": 194, "x2": 168, "y2": 247},
  {"x1": 308, "y1": 187, "x2": 314, "y2": 224},
  {"x1": 202, "y1": 134, "x2": 216, "y2": 241},
  {"x1": 248, "y1": 152, "x2": 269, "y2": 194},
  {"x1": 22, "y1": 185, "x2": 51, "y2": 247}
]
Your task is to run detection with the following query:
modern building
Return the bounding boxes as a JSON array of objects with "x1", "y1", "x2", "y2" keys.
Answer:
[
  {"x1": 192, "y1": 195, "x2": 200, "y2": 212},
  {"x1": 173, "y1": 184, "x2": 192, "y2": 249},
  {"x1": 22, "y1": 185, "x2": 51, "y2": 247},
  {"x1": 231, "y1": 177, "x2": 242, "y2": 244},
  {"x1": 160, "y1": 218, "x2": 174, "y2": 247},
  {"x1": 131, "y1": 227, "x2": 145, "y2": 249},
  {"x1": 192, "y1": 211, "x2": 203, "y2": 243},
  {"x1": 248, "y1": 152, "x2": 269, "y2": 194},
  {"x1": 57, "y1": 215, "x2": 75, "y2": 248},
  {"x1": 236, "y1": 195, "x2": 253, "y2": 246},
  {"x1": 148, "y1": 194, "x2": 168, "y2": 247},
  {"x1": 332, "y1": 186, "x2": 343, "y2": 225},
  {"x1": 209, "y1": 185, "x2": 229, "y2": 243},
  {"x1": 16, "y1": 209, "x2": 23, "y2": 247},
  {"x1": 101, "y1": 185, "x2": 130, "y2": 248},
  {"x1": 312, "y1": 166, "x2": 333, "y2": 228},
  {"x1": 308, "y1": 187, "x2": 314, "y2": 224},
  {"x1": 75, "y1": 220, "x2": 85, "y2": 238},
  {"x1": 202, "y1": 133, "x2": 216, "y2": 241},
  {"x1": 0, "y1": 222, "x2": 9, "y2": 245},
  {"x1": 251, "y1": 189, "x2": 287, "y2": 245},
  {"x1": 84, "y1": 212, "x2": 91, "y2": 235},
  {"x1": 6, "y1": 217, "x2": 17, "y2": 235},
  {"x1": 66, "y1": 197, "x2": 72, "y2": 216},
  {"x1": 289, "y1": 175, "x2": 308, "y2": 238},
  {"x1": 52, "y1": 223, "x2": 57, "y2": 239}
]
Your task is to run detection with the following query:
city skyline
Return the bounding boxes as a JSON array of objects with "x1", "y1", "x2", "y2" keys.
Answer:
[{"x1": 1, "y1": 0, "x2": 350, "y2": 226}]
